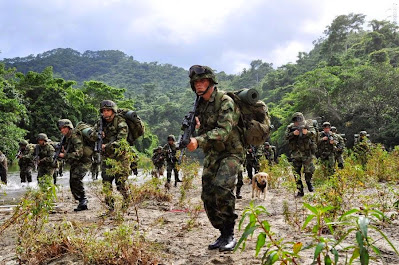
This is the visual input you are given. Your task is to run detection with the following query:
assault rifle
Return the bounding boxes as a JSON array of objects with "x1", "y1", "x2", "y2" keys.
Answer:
[
  {"x1": 249, "y1": 145, "x2": 259, "y2": 164},
  {"x1": 15, "y1": 149, "x2": 22, "y2": 159},
  {"x1": 167, "y1": 144, "x2": 175, "y2": 164},
  {"x1": 52, "y1": 136, "x2": 66, "y2": 166},
  {"x1": 290, "y1": 122, "x2": 309, "y2": 137},
  {"x1": 323, "y1": 132, "x2": 334, "y2": 142},
  {"x1": 178, "y1": 96, "x2": 201, "y2": 164},
  {"x1": 94, "y1": 117, "x2": 104, "y2": 163}
]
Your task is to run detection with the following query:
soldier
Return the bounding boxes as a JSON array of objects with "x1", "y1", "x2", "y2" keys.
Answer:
[
  {"x1": 263, "y1": 142, "x2": 276, "y2": 166},
  {"x1": 331, "y1": 126, "x2": 345, "y2": 169},
  {"x1": 57, "y1": 119, "x2": 91, "y2": 211},
  {"x1": 89, "y1": 100, "x2": 130, "y2": 212},
  {"x1": 246, "y1": 145, "x2": 262, "y2": 183},
  {"x1": 16, "y1": 140, "x2": 35, "y2": 185},
  {"x1": 285, "y1": 112, "x2": 316, "y2": 197},
  {"x1": 130, "y1": 147, "x2": 139, "y2": 176},
  {"x1": 163, "y1": 135, "x2": 181, "y2": 187},
  {"x1": 35, "y1": 133, "x2": 55, "y2": 184},
  {"x1": 354, "y1": 130, "x2": 371, "y2": 168},
  {"x1": 186, "y1": 65, "x2": 244, "y2": 252},
  {"x1": 318, "y1": 122, "x2": 337, "y2": 176},
  {"x1": 0, "y1": 150, "x2": 7, "y2": 184},
  {"x1": 151, "y1": 146, "x2": 165, "y2": 178}
]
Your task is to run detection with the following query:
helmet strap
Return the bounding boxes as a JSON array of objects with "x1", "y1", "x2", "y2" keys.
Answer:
[{"x1": 196, "y1": 83, "x2": 213, "y2": 96}]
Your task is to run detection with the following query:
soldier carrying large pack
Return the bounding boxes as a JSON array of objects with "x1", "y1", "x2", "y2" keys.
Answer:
[{"x1": 16, "y1": 140, "x2": 35, "y2": 185}]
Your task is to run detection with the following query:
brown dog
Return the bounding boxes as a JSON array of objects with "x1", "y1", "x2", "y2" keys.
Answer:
[{"x1": 252, "y1": 172, "x2": 269, "y2": 200}]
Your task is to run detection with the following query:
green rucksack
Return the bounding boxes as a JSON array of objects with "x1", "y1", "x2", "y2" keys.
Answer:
[
  {"x1": 117, "y1": 108, "x2": 145, "y2": 145},
  {"x1": 215, "y1": 88, "x2": 271, "y2": 146}
]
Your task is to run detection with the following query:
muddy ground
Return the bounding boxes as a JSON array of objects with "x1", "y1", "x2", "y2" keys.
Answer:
[{"x1": 1, "y1": 172, "x2": 399, "y2": 265}]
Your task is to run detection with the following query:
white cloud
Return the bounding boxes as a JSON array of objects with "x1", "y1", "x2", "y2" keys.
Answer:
[{"x1": 268, "y1": 41, "x2": 310, "y2": 66}]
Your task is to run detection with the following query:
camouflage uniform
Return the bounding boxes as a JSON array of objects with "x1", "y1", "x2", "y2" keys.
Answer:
[
  {"x1": 331, "y1": 127, "x2": 345, "y2": 169},
  {"x1": 17, "y1": 141, "x2": 35, "y2": 183},
  {"x1": 317, "y1": 122, "x2": 338, "y2": 176},
  {"x1": 263, "y1": 142, "x2": 276, "y2": 165},
  {"x1": 59, "y1": 119, "x2": 92, "y2": 211},
  {"x1": 0, "y1": 151, "x2": 7, "y2": 184},
  {"x1": 163, "y1": 135, "x2": 180, "y2": 186},
  {"x1": 195, "y1": 88, "x2": 244, "y2": 249},
  {"x1": 90, "y1": 100, "x2": 130, "y2": 210},
  {"x1": 246, "y1": 145, "x2": 262, "y2": 181},
  {"x1": 152, "y1": 146, "x2": 165, "y2": 178},
  {"x1": 285, "y1": 112, "x2": 316, "y2": 196},
  {"x1": 35, "y1": 134, "x2": 55, "y2": 183},
  {"x1": 49, "y1": 140, "x2": 61, "y2": 184},
  {"x1": 354, "y1": 131, "x2": 371, "y2": 168},
  {"x1": 91, "y1": 153, "x2": 101, "y2": 180}
]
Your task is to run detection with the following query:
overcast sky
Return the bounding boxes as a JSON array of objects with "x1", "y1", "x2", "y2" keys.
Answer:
[{"x1": 0, "y1": 0, "x2": 397, "y2": 74}]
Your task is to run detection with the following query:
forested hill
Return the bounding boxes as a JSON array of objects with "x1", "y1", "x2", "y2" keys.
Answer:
[
  {"x1": 2, "y1": 13, "x2": 399, "y2": 159},
  {"x1": 2, "y1": 48, "x2": 189, "y2": 92}
]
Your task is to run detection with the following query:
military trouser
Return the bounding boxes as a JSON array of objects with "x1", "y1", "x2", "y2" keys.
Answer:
[
  {"x1": 154, "y1": 164, "x2": 164, "y2": 178},
  {"x1": 246, "y1": 161, "x2": 259, "y2": 181},
  {"x1": 130, "y1": 161, "x2": 138, "y2": 176},
  {"x1": 37, "y1": 166, "x2": 55, "y2": 185},
  {"x1": 236, "y1": 167, "x2": 244, "y2": 190},
  {"x1": 166, "y1": 163, "x2": 179, "y2": 183},
  {"x1": 20, "y1": 168, "x2": 33, "y2": 183},
  {"x1": 320, "y1": 153, "x2": 335, "y2": 176},
  {"x1": 201, "y1": 155, "x2": 240, "y2": 230},
  {"x1": 335, "y1": 152, "x2": 344, "y2": 169},
  {"x1": 292, "y1": 155, "x2": 315, "y2": 193},
  {"x1": 91, "y1": 162, "x2": 100, "y2": 180},
  {"x1": 101, "y1": 159, "x2": 130, "y2": 209},
  {"x1": 70, "y1": 163, "x2": 90, "y2": 201}
]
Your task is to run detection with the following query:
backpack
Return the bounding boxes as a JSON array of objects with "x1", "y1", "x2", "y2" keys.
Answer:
[
  {"x1": 75, "y1": 122, "x2": 96, "y2": 158},
  {"x1": 117, "y1": 108, "x2": 145, "y2": 145},
  {"x1": 216, "y1": 88, "x2": 271, "y2": 146}
]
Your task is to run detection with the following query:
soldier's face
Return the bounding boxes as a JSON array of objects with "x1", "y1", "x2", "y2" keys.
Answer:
[
  {"x1": 38, "y1": 139, "x2": 45, "y2": 146},
  {"x1": 194, "y1": 78, "x2": 211, "y2": 94},
  {"x1": 102, "y1": 109, "x2": 115, "y2": 122},
  {"x1": 323, "y1": 127, "x2": 331, "y2": 133},
  {"x1": 168, "y1": 140, "x2": 174, "y2": 145},
  {"x1": 60, "y1": 126, "x2": 70, "y2": 136}
]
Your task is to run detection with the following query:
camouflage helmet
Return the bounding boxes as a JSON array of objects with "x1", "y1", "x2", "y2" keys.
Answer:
[
  {"x1": 157, "y1": 145, "x2": 163, "y2": 150},
  {"x1": 264, "y1": 141, "x2": 270, "y2": 146},
  {"x1": 331, "y1": 126, "x2": 337, "y2": 132},
  {"x1": 100, "y1": 100, "x2": 118, "y2": 113},
  {"x1": 322, "y1": 121, "x2": 331, "y2": 128},
  {"x1": 19, "y1": 139, "x2": 29, "y2": 146},
  {"x1": 167, "y1": 134, "x2": 176, "y2": 141},
  {"x1": 189, "y1": 65, "x2": 218, "y2": 90},
  {"x1": 360, "y1": 131, "x2": 367, "y2": 136},
  {"x1": 291, "y1": 112, "x2": 304, "y2": 122},
  {"x1": 37, "y1": 133, "x2": 49, "y2": 141},
  {"x1": 57, "y1": 119, "x2": 74, "y2": 129}
]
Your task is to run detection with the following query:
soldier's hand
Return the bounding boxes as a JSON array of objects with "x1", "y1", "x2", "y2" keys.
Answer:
[
  {"x1": 293, "y1": 130, "x2": 300, "y2": 136},
  {"x1": 302, "y1": 128, "x2": 308, "y2": 135},
  {"x1": 323, "y1": 136, "x2": 328, "y2": 141},
  {"x1": 329, "y1": 140, "x2": 335, "y2": 145},
  {"x1": 195, "y1": 117, "x2": 201, "y2": 129},
  {"x1": 59, "y1": 153, "x2": 65, "y2": 158},
  {"x1": 101, "y1": 132, "x2": 105, "y2": 138},
  {"x1": 187, "y1": 137, "x2": 198, "y2": 151},
  {"x1": 102, "y1": 144, "x2": 106, "y2": 152}
]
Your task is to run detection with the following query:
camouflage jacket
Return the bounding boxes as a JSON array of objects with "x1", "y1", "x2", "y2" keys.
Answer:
[
  {"x1": 334, "y1": 133, "x2": 345, "y2": 153},
  {"x1": 152, "y1": 151, "x2": 165, "y2": 167},
  {"x1": 90, "y1": 115, "x2": 128, "y2": 159},
  {"x1": 195, "y1": 88, "x2": 244, "y2": 158},
  {"x1": 264, "y1": 147, "x2": 275, "y2": 162},
  {"x1": 354, "y1": 137, "x2": 371, "y2": 154},
  {"x1": 285, "y1": 121, "x2": 316, "y2": 154},
  {"x1": 18, "y1": 145, "x2": 35, "y2": 167},
  {"x1": 163, "y1": 143, "x2": 177, "y2": 165},
  {"x1": 35, "y1": 143, "x2": 55, "y2": 167},
  {"x1": 246, "y1": 145, "x2": 263, "y2": 162},
  {"x1": 317, "y1": 132, "x2": 337, "y2": 157},
  {"x1": 63, "y1": 129, "x2": 91, "y2": 165}
]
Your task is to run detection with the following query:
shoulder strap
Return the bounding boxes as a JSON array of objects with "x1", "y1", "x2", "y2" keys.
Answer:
[{"x1": 214, "y1": 90, "x2": 226, "y2": 112}]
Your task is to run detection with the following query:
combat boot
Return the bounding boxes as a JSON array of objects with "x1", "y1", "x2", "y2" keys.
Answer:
[
  {"x1": 208, "y1": 229, "x2": 224, "y2": 250},
  {"x1": 338, "y1": 163, "x2": 344, "y2": 169},
  {"x1": 236, "y1": 187, "x2": 242, "y2": 199},
  {"x1": 74, "y1": 198, "x2": 88, "y2": 211},
  {"x1": 219, "y1": 223, "x2": 237, "y2": 252}
]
